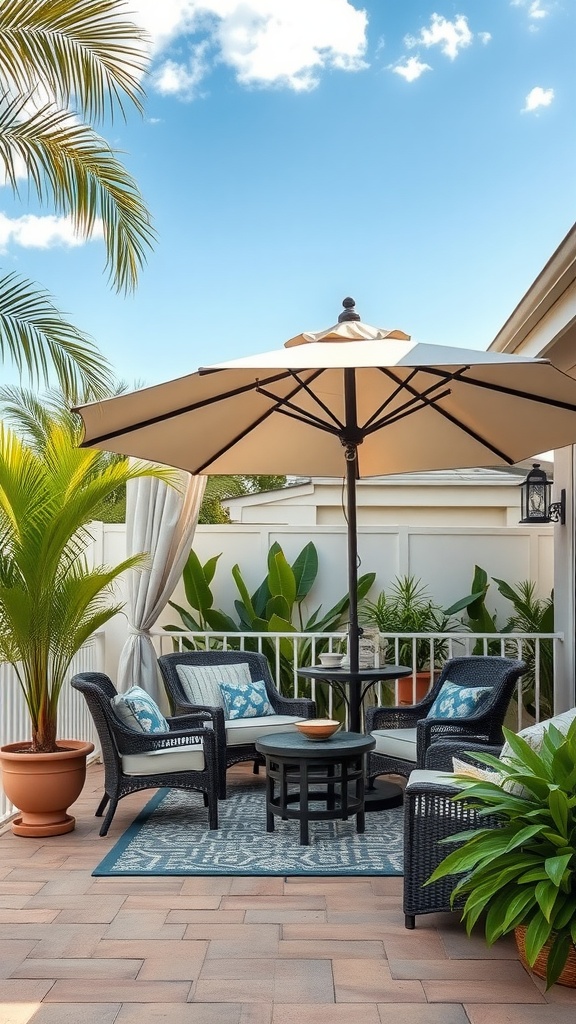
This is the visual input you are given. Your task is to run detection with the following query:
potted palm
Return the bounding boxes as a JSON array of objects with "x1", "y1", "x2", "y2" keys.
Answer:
[
  {"x1": 360, "y1": 575, "x2": 456, "y2": 703},
  {"x1": 0, "y1": 404, "x2": 172, "y2": 835},
  {"x1": 428, "y1": 718, "x2": 576, "y2": 988}
]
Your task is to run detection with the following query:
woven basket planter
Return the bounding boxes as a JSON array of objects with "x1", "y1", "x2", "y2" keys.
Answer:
[{"x1": 515, "y1": 925, "x2": 576, "y2": 987}]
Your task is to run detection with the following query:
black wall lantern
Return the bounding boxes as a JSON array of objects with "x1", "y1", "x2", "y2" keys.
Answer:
[{"x1": 519, "y1": 463, "x2": 566, "y2": 525}]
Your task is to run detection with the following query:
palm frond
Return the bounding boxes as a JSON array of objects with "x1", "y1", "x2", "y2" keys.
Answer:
[
  {"x1": 0, "y1": 0, "x2": 148, "y2": 122},
  {"x1": 0, "y1": 272, "x2": 114, "y2": 400},
  {"x1": 0, "y1": 99, "x2": 155, "y2": 291}
]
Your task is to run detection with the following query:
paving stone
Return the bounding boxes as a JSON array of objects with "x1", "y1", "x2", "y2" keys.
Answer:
[
  {"x1": 282, "y1": 923, "x2": 404, "y2": 941},
  {"x1": 273, "y1": 959, "x2": 335, "y2": 1003},
  {"x1": 229, "y1": 878, "x2": 285, "y2": 895},
  {"x1": 192, "y1": 980, "x2": 273, "y2": 1002},
  {"x1": 169, "y1": 910, "x2": 246, "y2": 923},
  {"x1": 440, "y1": 930, "x2": 518, "y2": 959},
  {"x1": 388, "y1": 959, "x2": 532, "y2": 981},
  {"x1": 279, "y1": 939, "x2": 384, "y2": 959},
  {"x1": 94, "y1": 940, "x2": 208, "y2": 960},
  {"x1": 272, "y1": 1007, "x2": 380, "y2": 1024},
  {"x1": 245, "y1": 910, "x2": 325, "y2": 924},
  {"x1": 43, "y1": 979, "x2": 192, "y2": 1002},
  {"x1": 25, "y1": 895, "x2": 126, "y2": 923},
  {"x1": 332, "y1": 959, "x2": 425, "y2": 1003},
  {"x1": 12, "y1": 957, "x2": 141, "y2": 979},
  {"x1": 423, "y1": 979, "x2": 545, "y2": 1003},
  {"x1": 376, "y1": 1005, "x2": 470, "y2": 1024},
  {"x1": 117, "y1": 1006, "x2": 243, "y2": 1024},
  {"x1": 0, "y1": 910, "x2": 59, "y2": 924},
  {"x1": 26, "y1": 924, "x2": 108, "y2": 958},
  {"x1": 466, "y1": 1006, "x2": 576, "y2": 1022},
  {"x1": 221, "y1": 896, "x2": 326, "y2": 911},
  {"x1": 103, "y1": 911, "x2": 186, "y2": 940},
  {"x1": 128, "y1": 895, "x2": 222, "y2": 911},
  {"x1": 25, "y1": 1005, "x2": 121, "y2": 1024},
  {"x1": 180, "y1": 878, "x2": 233, "y2": 895},
  {"x1": 199, "y1": 960, "x2": 275, "y2": 980}
]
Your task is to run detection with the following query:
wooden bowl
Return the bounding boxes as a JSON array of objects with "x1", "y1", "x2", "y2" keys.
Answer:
[{"x1": 295, "y1": 719, "x2": 342, "y2": 741}]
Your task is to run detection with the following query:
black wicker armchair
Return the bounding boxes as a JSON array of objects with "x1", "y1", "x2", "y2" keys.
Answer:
[
  {"x1": 365, "y1": 655, "x2": 526, "y2": 782},
  {"x1": 157, "y1": 650, "x2": 316, "y2": 798},
  {"x1": 403, "y1": 750, "x2": 503, "y2": 928},
  {"x1": 71, "y1": 672, "x2": 219, "y2": 836}
]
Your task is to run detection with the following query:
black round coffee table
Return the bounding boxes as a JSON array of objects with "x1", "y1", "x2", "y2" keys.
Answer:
[{"x1": 255, "y1": 731, "x2": 375, "y2": 846}]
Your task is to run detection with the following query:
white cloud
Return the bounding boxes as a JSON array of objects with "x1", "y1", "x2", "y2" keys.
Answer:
[
  {"x1": 152, "y1": 41, "x2": 211, "y2": 99},
  {"x1": 478, "y1": 32, "x2": 492, "y2": 44},
  {"x1": 0, "y1": 213, "x2": 103, "y2": 250},
  {"x1": 405, "y1": 13, "x2": 473, "y2": 61},
  {"x1": 522, "y1": 86, "x2": 554, "y2": 112},
  {"x1": 132, "y1": 0, "x2": 369, "y2": 97},
  {"x1": 511, "y1": 0, "x2": 549, "y2": 21},
  {"x1": 392, "y1": 56, "x2": 432, "y2": 83}
]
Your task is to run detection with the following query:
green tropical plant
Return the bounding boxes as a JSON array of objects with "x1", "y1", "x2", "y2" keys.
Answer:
[
  {"x1": 165, "y1": 541, "x2": 376, "y2": 712},
  {"x1": 0, "y1": 0, "x2": 155, "y2": 399},
  {"x1": 445, "y1": 566, "x2": 554, "y2": 718},
  {"x1": 427, "y1": 719, "x2": 576, "y2": 988},
  {"x1": 0, "y1": 410, "x2": 173, "y2": 753},
  {"x1": 360, "y1": 575, "x2": 457, "y2": 671}
]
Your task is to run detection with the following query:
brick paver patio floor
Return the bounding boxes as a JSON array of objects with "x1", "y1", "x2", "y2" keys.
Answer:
[{"x1": 1, "y1": 761, "x2": 575, "y2": 1024}]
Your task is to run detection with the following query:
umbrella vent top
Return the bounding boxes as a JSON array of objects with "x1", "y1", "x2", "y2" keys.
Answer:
[{"x1": 338, "y1": 297, "x2": 361, "y2": 323}]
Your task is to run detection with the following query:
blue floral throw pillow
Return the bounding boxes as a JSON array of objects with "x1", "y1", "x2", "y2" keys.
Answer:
[
  {"x1": 112, "y1": 686, "x2": 169, "y2": 733},
  {"x1": 427, "y1": 680, "x2": 491, "y2": 720},
  {"x1": 219, "y1": 678, "x2": 273, "y2": 720}
]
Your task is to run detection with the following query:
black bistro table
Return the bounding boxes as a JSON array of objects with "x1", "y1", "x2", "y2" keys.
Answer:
[
  {"x1": 255, "y1": 731, "x2": 375, "y2": 845},
  {"x1": 297, "y1": 665, "x2": 413, "y2": 812},
  {"x1": 297, "y1": 665, "x2": 413, "y2": 733}
]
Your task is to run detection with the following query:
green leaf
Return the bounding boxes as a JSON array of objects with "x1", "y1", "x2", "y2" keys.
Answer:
[
  {"x1": 546, "y1": 932, "x2": 572, "y2": 988},
  {"x1": 266, "y1": 595, "x2": 291, "y2": 622},
  {"x1": 535, "y1": 879, "x2": 561, "y2": 921},
  {"x1": 203, "y1": 608, "x2": 238, "y2": 633},
  {"x1": 202, "y1": 554, "x2": 221, "y2": 586},
  {"x1": 548, "y1": 789, "x2": 569, "y2": 838},
  {"x1": 268, "y1": 550, "x2": 297, "y2": 608},
  {"x1": 544, "y1": 853, "x2": 572, "y2": 888},
  {"x1": 291, "y1": 542, "x2": 318, "y2": 600},
  {"x1": 523, "y1": 910, "x2": 553, "y2": 966},
  {"x1": 182, "y1": 549, "x2": 214, "y2": 615},
  {"x1": 232, "y1": 564, "x2": 256, "y2": 620}
]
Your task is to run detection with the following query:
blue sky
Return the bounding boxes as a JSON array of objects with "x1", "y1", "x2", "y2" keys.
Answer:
[{"x1": 2, "y1": 0, "x2": 575, "y2": 387}]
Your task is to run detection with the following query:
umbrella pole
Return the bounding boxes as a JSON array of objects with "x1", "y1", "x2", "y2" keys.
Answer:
[
  {"x1": 344, "y1": 366, "x2": 361, "y2": 676},
  {"x1": 346, "y1": 447, "x2": 360, "y2": 676}
]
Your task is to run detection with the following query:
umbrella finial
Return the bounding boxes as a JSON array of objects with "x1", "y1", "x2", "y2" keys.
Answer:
[{"x1": 338, "y1": 297, "x2": 361, "y2": 323}]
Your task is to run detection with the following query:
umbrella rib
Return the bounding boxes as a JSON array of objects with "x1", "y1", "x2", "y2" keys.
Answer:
[
  {"x1": 192, "y1": 369, "x2": 336, "y2": 473},
  {"x1": 362, "y1": 369, "x2": 465, "y2": 432},
  {"x1": 374, "y1": 366, "x2": 515, "y2": 464},
  {"x1": 78, "y1": 370, "x2": 300, "y2": 446},
  {"x1": 425, "y1": 368, "x2": 576, "y2": 413},
  {"x1": 364, "y1": 388, "x2": 453, "y2": 434},
  {"x1": 256, "y1": 385, "x2": 344, "y2": 434}
]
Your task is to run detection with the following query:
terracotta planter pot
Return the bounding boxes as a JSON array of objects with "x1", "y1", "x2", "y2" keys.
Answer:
[
  {"x1": 515, "y1": 925, "x2": 576, "y2": 987},
  {"x1": 397, "y1": 671, "x2": 437, "y2": 705},
  {"x1": 0, "y1": 740, "x2": 94, "y2": 837}
]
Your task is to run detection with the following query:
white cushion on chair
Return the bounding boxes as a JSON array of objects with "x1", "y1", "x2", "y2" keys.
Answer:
[
  {"x1": 371, "y1": 728, "x2": 418, "y2": 762},
  {"x1": 406, "y1": 769, "x2": 460, "y2": 791},
  {"x1": 175, "y1": 662, "x2": 252, "y2": 709},
  {"x1": 225, "y1": 714, "x2": 303, "y2": 746},
  {"x1": 122, "y1": 743, "x2": 205, "y2": 776}
]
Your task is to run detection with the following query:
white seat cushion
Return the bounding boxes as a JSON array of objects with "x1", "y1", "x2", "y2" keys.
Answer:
[
  {"x1": 406, "y1": 768, "x2": 462, "y2": 791},
  {"x1": 225, "y1": 714, "x2": 303, "y2": 747},
  {"x1": 122, "y1": 743, "x2": 205, "y2": 776},
  {"x1": 371, "y1": 728, "x2": 417, "y2": 762}
]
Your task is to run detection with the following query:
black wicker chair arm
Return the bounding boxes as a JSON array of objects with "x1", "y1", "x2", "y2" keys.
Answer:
[
  {"x1": 272, "y1": 695, "x2": 316, "y2": 717},
  {"x1": 416, "y1": 716, "x2": 494, "y2": 763},
  {"x1": 166, "y1": 711, "x2": 214, "y2": 728},
  {"x1": 112, "y1": 722, "x2": 216, "y2": 756},
  {"x1": 424, "y1": 739, "x2": 503, "y2": 771},
  {"x1": 365, "y1": 704, "x2": 429, "y2": 732}
]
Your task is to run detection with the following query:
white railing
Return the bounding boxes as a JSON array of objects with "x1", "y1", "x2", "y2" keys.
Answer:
[
  {"x1": 0, "y1": 634, "x2": 103, "y2": 825},
  {"x1": 151, "y1": 628, "x2": 562, "y2": 729}
]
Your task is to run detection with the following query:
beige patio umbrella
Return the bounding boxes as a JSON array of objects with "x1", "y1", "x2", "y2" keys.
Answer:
[{"x1": 74, "y1": 298, "x2": 576, "y2": 671}]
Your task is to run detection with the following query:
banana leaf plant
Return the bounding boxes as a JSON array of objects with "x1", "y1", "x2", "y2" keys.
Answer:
[{"x1": 165, "y1": 541, "x2": 376, "y2": 714}]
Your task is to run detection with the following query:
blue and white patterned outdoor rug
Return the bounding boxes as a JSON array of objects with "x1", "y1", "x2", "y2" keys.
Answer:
[{"x1": 92, "y1": 784, "x2": 404, "y2": 877}]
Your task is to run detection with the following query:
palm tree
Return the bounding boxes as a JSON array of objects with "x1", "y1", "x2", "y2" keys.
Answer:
[
  {"x1": 0, "y1": 402, "x2": 174, "y2": 752},
  {"x1": 0, "y1": 0, "x2": 155, "y2": 400}
]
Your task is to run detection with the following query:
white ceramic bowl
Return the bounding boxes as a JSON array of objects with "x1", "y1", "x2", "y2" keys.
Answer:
[{"x1": 318, "y1": 653, "x2": 344, "y2": 668}]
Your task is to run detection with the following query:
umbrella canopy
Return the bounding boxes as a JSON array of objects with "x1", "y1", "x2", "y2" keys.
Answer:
[{"x1": 75, "y1": 298, "x2": 576, "y2": 672}]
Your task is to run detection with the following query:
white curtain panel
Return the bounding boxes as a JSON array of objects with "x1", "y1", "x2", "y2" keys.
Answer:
[{"x1": 117, "y1": 471, "x2": 206, "y2": 701}]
